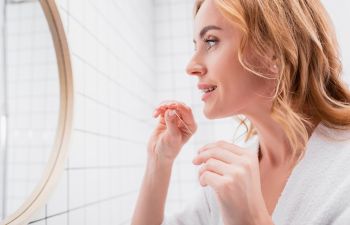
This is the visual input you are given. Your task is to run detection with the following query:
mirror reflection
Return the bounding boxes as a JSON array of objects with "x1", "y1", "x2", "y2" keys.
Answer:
[{"x1": 0, "y1": 0, "x2": 60, "y2": 219}]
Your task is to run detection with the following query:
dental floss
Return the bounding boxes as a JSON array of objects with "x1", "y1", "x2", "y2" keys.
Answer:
[{"x1": 173, "y1": 110, "x2": 193, "y2": 135}]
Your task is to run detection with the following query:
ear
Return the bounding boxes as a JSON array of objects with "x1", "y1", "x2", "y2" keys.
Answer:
[
  {"x1": 267, "y1": 53, "x2": 279, "y2": 76},
  {"x1": 243, "y1": 42, "x2": 279, "y2": 77},
  {"x1": 270, "y1": 60, "x2": 278, "y2": 74}
]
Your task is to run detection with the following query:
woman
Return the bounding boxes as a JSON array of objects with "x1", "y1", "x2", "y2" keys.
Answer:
[{"x1": 132, "y1": 0, "x2": 350, "y2": 224}]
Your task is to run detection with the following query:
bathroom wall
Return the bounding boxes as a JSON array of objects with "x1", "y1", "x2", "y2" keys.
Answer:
[
  {"x1": 18, "y1": 0, "x2": 350, "y2": 224},
  {"x1": 28, "y1": 0, "x2": 156, "y2": 224},
  {"x1": 322, "y1": 0, "x2": 350, "y2": 86}
]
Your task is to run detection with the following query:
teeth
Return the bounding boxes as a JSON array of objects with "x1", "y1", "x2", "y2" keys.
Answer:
[{"x1": 203, "y1": 86, "x2": 216, "y2": 93}]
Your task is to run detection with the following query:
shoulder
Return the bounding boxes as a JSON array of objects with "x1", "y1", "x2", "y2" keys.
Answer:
[
  {"x1": 300, "y1": 123, "x2": 350, "y2": 176},
  {"x1": 272, "y1": 124, "x2": 350, "y2": 224},
  {"x1": 314, "y1": 122, "x2": 350, "y2": 143},
  {"x1": 307, "y1": 123, "x2": 350, "y2": 160}
]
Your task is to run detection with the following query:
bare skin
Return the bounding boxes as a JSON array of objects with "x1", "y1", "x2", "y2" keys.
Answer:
[
  {"x1": 258, "y1": 120, "x2": 319, "y2": 215},
  {"x1": 259, "y1": 160, "x2": 294, "y2": 215}
]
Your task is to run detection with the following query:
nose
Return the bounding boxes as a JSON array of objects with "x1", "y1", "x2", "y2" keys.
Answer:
[{"x1": 186, "y1": 56, "x2": 207, "y2": 77}]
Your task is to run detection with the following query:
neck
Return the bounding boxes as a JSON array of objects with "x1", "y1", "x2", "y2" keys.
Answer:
[{"x1": 246, "y1": 115, "x2": 320, "y2": 168}]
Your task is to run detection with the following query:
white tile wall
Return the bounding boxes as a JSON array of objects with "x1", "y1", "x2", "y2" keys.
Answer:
[
  {"x1": 27, "y1": 0, "x2": 155, "y2": 224},
  {"x1": 321, "y1": 0, "x2": 350, "y2": 86}
]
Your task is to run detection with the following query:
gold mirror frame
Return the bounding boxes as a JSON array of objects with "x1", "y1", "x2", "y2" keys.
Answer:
[{"x1": 1, "y1": 0, "x2": 73, "y2": 224}]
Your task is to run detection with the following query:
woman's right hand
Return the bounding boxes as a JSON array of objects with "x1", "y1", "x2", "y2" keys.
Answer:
[{"x1": 148, "y1": 101, "x2": 197, "y2": 163}]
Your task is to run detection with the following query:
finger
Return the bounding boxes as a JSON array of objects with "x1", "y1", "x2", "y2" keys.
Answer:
[
  {"x1": 173, "y1": 103, "x2": 196, "y2": 127},
  {"x1": 155, "y1": 109, "x2": 184, "y2": 132},
  {"x1": 198, "y1": 158, "x2": 234, "y2": 177},
  {"x1": 155, "y1": 100, "x2": 189, "y2": 113},
  {"x1": 198, "y1": 140, "x2": 245, "y2": 156},
  {"x1": 193, "y1": 148, "x2": 241, "y2": 165},
  {"x1": 199, "y1": 170, "x2": 225, "y2": 188},
  {"x1": 153, "y1": 106, "x2": 175, "y2": 118},
  {"x1": 157, "y1": 100, "x2": 182, "y2": 111},
  {"x1": 164, "y1": 109, "x2": 180, "y2": 135},
  {"x1": 157, "y1": 103, "x2": 196, "y2": 132},
  {"x1": 160, "y1": 102, "x2": 197, "y2": 134},
  {"x1": 154, "y1": 107, "x2": 183, "y2": 123},
  {"x1": 153, "y1": 102, "x2": 180, "y2": 118},
  {"x1": 153, "y1": 109, "x2": 160, "y2": 118},
  {"x1": 153, "y1": 107, "x2": 168, "y2": 118}
]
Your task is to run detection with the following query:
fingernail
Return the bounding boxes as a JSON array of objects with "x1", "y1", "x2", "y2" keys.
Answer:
[
  {"x1": 168, "y1": 110, "x2": 176, "y2": 116},
  {"x1": 153, "y1": 110, "x2": 158, "y2": 117},
  {"x1": 192, "y1": 157, "x2": 199, "y2": 164}
]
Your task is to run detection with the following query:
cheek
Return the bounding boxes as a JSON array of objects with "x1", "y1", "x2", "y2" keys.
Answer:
[
  {"x1": 219, "y1": 57, "x2": 272, "y2": 105},
  {"x1": 208, "y1": 46, "x2": 274, "y2": 109},
  {"x1": 218, "y1": 53, "x2": 257, "y2": 95}
]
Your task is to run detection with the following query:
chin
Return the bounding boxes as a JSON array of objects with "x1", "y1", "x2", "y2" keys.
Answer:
[
  {"x1": 204, "y1": 114, "x2": 217, "y2": 120},
  {"x1": 203, "y1": 107, "x2": 237, "y2": 120},
  {"x1": 203, "y1": 108, "x2": 215, "y2": 119},
  {"x1": 203, "y1": 108, "x2": 223, "y2": 120}
]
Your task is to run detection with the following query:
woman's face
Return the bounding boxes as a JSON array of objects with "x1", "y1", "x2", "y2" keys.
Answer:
[{"x1": 186, "y1": 0, "x2": 275, "y2": 119}]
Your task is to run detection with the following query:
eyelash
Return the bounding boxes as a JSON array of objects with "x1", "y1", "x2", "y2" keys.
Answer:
[
  {"x1": 193, "y1": 36, "x2": 218, "y2": 51},
  {"x1": 204, "y1": 37, "x2": 218, "y2": 49}
]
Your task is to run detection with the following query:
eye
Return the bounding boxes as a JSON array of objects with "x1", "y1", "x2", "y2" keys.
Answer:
[{"x1": 204, "y1": 37, "x2": 218, "y2": 49}]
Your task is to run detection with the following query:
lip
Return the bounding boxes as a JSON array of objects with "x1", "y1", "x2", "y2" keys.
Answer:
[
  {"x1": 198, "y1": 83, "x2": 217, "y2": 101},
  {"x1": 197, "y1": 83, "x2": 217, "y2": 90},
  {"x1": 201, "y1": 89, "x2": 216, "y2": 101}
]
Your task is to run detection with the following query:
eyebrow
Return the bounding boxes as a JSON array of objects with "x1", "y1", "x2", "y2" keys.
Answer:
[{"x1": 193, "y1": 25, "x2": 222, "y2": 43}]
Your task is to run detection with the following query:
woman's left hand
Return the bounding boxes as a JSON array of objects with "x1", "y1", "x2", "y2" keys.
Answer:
[{"x1": 193, "y1": 140, "x2": 273, "y2": 225}]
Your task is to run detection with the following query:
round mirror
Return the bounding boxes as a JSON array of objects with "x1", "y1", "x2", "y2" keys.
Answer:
[{"x1": 0, "y1": 0, "x2": 73, "y2": 224}]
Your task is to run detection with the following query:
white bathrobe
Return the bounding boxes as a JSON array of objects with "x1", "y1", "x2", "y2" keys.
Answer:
[{"x1": 162, "y1": 123, "x2": 350, "y2": 225}]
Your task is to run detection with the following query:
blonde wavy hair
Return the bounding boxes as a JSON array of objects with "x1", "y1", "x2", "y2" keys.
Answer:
[{"x1": 194, "y1": 0, "x2": 350, "y2": 161}]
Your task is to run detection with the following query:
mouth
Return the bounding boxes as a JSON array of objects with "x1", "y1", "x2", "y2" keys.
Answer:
[
  {"x1": 201, "y1": 85, "x2": 217, "y2": 94},
  {"x1": 200, "y1": 85, "x2": 217, "y2": 101}
]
